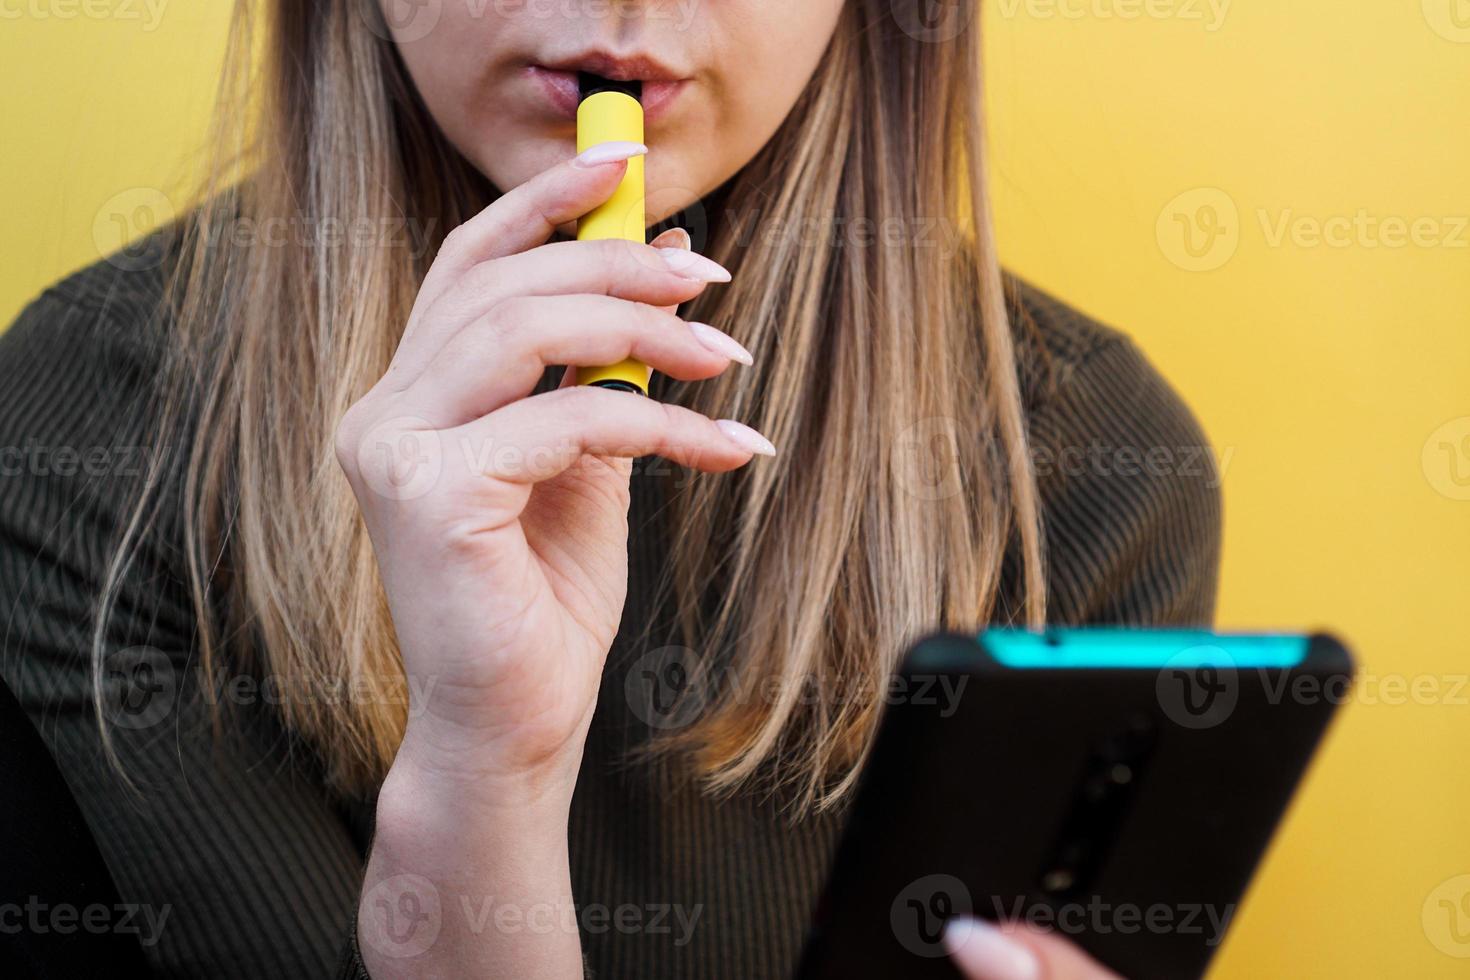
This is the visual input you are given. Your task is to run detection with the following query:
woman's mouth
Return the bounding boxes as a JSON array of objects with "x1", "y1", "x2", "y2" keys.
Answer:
[{"x1": 527, "y1": 53, "x2": 691, "y2": 123}]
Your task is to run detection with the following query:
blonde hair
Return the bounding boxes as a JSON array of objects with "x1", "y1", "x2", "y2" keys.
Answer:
[{"x1": 97, "y1": 0, "x2": 1044, "y2": 812}]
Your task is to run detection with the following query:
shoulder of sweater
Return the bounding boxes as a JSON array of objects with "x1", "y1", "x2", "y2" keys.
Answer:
[
  {"x1": 991, "y1": 277, "x2": 1223, "y2": 625},
  {"x1": 1004, "y1": 273, "x2": 1133, "y2": 407},
  {"x1": 1002, "y1": 274, "x2": 1210, "y2": 448},
  {"x1": 0, "y1": 230, "x2": 188, "y2": 531},
  {"x1": 4, "y1": 225, "x2": 183, "y2": 376}
]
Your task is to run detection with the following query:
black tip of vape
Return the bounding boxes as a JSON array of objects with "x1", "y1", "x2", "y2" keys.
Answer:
[
  {"x1": 578, "y1": 72, "x2": 643, "y2": 104},
  {"x1": 589, "y1": 379, "x2": 647, "y2": 396}
]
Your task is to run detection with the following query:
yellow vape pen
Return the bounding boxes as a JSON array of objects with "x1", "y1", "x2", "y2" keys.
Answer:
[{"x1": 576, "y1": 73, "x2": 650, "y2": 396}]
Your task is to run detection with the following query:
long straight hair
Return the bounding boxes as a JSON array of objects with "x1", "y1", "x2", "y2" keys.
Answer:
[{"x1": 95, "y1": 0, "x2": 1044, "y2": 812}]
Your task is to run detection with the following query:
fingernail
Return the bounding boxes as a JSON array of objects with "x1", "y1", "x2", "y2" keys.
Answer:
[
  {"x1": 659, "y1": 248, "x2": 732, "y2": 283},
  {"x1": 942, "y1": 918, "x2": 1040, "y2": 980},
  {"x1": 715, "y1": 419, "x2": 776, "y2": 457},
  {"x1": 689, "y1": 323, "x2": 753, "y2": 365},
  {"x1": 650, "y1": 227, "x2": 692, "y2": 251},
  {"x1": 572, "y1": 141, "x2": 648, "y2": 168}
]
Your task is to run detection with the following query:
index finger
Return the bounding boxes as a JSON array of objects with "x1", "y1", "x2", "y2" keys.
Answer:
[
  {"x1": 552, "y1": 225, "x2": 690, "y2": 391},
  {"x1": 420, "y1": 141, "x2": 648, "y2": 305}
]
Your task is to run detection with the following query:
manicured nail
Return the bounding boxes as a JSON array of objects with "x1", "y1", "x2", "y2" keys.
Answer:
[
  {"x1": 942, "y1": 918, "x2": 1040, "y2": 980},
  {"x1": 689, "y1": 323, "x2": 753, "y2": 365},
  {"x1": 572, "y1": 141, "x2": 648, "y2": 168},
  {"x1": 659, "y1": 248, "x2": 732, "y2": 283},
  {"x1": 716, "y1": 420, "x2": 776, "y2": 457},
  {"x1": 651, "y1": 227, "x2": 692, "y2": 251}
]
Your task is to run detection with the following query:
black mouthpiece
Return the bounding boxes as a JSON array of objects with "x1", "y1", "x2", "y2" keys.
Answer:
[{"x1": 578, "y1": 72, "x2": 642, "y2": 103}]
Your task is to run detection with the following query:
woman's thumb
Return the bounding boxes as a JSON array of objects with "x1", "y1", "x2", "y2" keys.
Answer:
[
  {"x1": 943, "y1": 916, "x2": 1123, "y2": 980},
  {"x1": 649, "y1": 226, "x2": 692, "y2": 252},
  {"x1": 649, "y1": 227, "x2": 692, "y2": 316}
]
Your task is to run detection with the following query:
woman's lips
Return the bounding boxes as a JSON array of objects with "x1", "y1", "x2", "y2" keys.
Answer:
[{"x1": 526, "y1": 66, "x2": 689, "y2": 123}]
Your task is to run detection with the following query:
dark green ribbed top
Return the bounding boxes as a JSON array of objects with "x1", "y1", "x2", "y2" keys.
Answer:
[{"x1": 0, "y1": 244, "x2": 1219, "y2": 978}]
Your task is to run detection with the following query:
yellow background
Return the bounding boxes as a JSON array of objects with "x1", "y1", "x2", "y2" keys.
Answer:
[{"x1": 1, "y1": 3, "x2": 1466, "y2": 977}]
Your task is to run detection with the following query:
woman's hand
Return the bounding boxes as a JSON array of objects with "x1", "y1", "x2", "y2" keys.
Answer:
[
  {"x1": 337, "y1": 142, "x2": 767, "y2": 977},
  {"x1": 945, "y1": 918, "x2": 1124, "y2": 980},
  {"x1": 338, "y1": 141, "x2": 762, "y2": 794}
]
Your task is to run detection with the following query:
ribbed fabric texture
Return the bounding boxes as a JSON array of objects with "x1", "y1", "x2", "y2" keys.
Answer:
[{"x1": 0, "y1": 251, "x2": 1219, "y2": 979}]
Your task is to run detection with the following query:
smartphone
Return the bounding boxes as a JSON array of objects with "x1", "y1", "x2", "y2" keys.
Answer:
[{"x1": 796, "y1": 629, "x2": 1354, "y2": 980}]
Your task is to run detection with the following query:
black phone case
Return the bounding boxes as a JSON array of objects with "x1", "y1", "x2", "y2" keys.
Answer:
[{"x1": 797, "y1": 632, "x2": 1354, "y2": 980}]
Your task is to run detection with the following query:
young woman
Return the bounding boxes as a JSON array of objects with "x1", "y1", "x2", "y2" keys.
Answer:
[{"x1": 0, "y1": 1, "x2": 1220, "y2": 977}]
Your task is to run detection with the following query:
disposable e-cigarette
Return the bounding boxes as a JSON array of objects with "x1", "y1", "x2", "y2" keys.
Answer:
[{"x1": 576, "y1": 73, "x2": 651, "y2": 396}]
